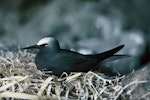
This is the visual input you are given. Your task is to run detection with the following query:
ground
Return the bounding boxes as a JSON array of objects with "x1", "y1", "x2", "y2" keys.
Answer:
[{"x1": 0, "y1": 50, "x2": 149, "y2": 100}]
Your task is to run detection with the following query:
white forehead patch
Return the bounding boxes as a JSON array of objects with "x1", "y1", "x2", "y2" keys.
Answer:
[{"x1": 37, "y1": 37, "x2": 53, "y2": 45}]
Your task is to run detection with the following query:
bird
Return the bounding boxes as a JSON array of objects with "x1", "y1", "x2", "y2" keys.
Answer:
[{"x1": 22, "y1": 37, "x2": 128, "y2": 76}]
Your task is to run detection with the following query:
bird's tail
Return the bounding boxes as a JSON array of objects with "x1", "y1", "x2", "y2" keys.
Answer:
[
  {"x1": 86, "y1": 45, "x2": 125, "y2": 61},
  {"x1": 101, "y1": 54, "x2": 130, "y2": 63}
]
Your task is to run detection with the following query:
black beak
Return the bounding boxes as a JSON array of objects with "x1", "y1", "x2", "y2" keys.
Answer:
[{"x1": 21, "y1": 45, "x2": 40, "y2": 50}]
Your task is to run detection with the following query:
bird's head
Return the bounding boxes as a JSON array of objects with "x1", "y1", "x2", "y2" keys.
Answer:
[{"x1": 22, "y1": 37, "x2": 60, "y2": 52}]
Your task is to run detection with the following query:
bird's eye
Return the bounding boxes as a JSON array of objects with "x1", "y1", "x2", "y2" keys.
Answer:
[{"x1": 40, "y1": 43, "x2": 48, "y2": 47}]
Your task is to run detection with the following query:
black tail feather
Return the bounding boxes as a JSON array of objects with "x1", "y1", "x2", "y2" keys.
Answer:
[
  {"x1": 101, "y1": 54, "x2": 130, "y2": 63},
  {"x1": 85, "y1": 45, "x2": 125, "y2": 61}
]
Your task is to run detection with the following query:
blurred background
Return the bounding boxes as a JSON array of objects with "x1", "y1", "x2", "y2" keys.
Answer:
[{"x1": 0, "y1": 0, "x2": 149, "y2": 75}]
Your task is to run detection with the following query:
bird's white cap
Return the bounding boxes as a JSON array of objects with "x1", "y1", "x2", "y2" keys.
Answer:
[{"x1": 37, "y1": 37, "x2": 56, "y2": 45}]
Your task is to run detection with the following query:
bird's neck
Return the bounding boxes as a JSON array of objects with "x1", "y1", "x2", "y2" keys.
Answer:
[{"x1": 39, "y1": 48, "x2": 60, "y2": 54}]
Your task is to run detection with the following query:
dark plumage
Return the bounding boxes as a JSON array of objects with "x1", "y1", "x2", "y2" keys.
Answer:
[{"x1": 22, "y1": 37, "x2": 127, "y2": 76}]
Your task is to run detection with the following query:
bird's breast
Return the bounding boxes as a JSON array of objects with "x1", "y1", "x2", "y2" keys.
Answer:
[{"x1": 35, "y1": 52, "x2": 53, "y2": 70}]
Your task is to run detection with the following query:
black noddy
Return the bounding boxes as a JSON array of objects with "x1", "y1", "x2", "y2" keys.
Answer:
[{"x1": 22, "y1": 37, "x2": 128, "y2": 76}]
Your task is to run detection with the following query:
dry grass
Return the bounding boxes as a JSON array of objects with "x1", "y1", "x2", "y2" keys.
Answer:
[{"x1": 0, "y1": 50, "x2": 148, "y2": 100}]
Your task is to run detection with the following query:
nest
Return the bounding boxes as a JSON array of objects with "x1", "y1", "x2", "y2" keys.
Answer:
[{"x1": 0, "y1": 50, "x2": 147, "y2": 100}]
